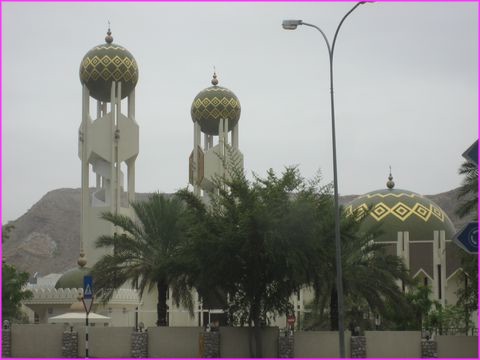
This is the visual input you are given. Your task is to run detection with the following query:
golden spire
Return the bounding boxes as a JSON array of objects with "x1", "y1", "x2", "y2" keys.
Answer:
[
  {"x1": 105, "y1": 21, "x2": 113, "y2": 44},
  {"x1": 386, "y1": 166, "x2": 395, "y2": 189},
  {"x1": 211, "y1": 67, "x2": 218, "y2": 86}
]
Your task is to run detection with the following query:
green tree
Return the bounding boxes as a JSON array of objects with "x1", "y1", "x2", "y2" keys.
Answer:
[
  {"x1": 305, "y1": 196, "x2": 413, "y2": 331},
  {"x1": 2, "y1": 261, "x2": 32, "y2": 321},
  {"x1": 177, "y1": 167, "x2": 317, "y2": 357},
  {"x1": 91, "y1": 193, "x2": 193, "y2": 326},
  {"x1": 456, "y1": 161, "x2": 478, "y2": 218}
]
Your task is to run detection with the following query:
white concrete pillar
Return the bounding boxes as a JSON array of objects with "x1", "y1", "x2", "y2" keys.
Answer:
[
  {"x1": 232, "y1": 123, "x2": 239, "y2": 149},
  {"x1": 127, "y1": 159, "x2": 135, "y2": 205},
  {"x1": 128, "y1": 89, "x2": 135, "y2": 120},
  {"x1": 110, "y1": 82, "x2": 116, "y2": 213}
]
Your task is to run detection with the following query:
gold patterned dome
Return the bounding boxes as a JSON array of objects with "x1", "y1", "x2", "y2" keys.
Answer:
[
  {"x1": 345, "y1": 175, "x2": 455, "y2": 241},
  {"x1": 79, "y1": 29, "x2": 138, "y2": 102},
  {"x1": 191, "y1": 72, "x2": 241, "y2": 135}
]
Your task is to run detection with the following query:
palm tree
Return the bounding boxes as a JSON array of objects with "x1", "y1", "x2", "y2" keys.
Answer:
[
  {"x1": 91, "y1": 193, "x2": 193, "y2": 326},
  {"x1": 306, "y1": 197, "x2": 413, "y2": 330},
  {"x1": 456, "y1": 161, "x2": 478, "y2": 218}
]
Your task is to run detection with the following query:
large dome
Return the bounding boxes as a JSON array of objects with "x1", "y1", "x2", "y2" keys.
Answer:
[
  {"x1": 79, "y1": 30, "x2": 138, "y2": 102},
  {"x1": 191, "y1": 73, "x2": 241, "y2": 135},
  {"x1": 345, "y1": 176, "x2": 455, "y2": 241},
  {"x1": 55, "y1": 266, "x2": 91, "y2": 289}
]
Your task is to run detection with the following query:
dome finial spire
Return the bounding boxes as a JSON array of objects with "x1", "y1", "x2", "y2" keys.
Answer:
[
  {"x1": 77, "y1": 250, "x2": 87, "y2": 268},
  {"x1": 105, "y1": 21, "x2": 113, "y2": 44},
  {"x1": 386, "y1": 166, "x2": 395, "y2": 189},
  {"x1": 211, "y1": 66, "x2": 218, "y2": 86}
]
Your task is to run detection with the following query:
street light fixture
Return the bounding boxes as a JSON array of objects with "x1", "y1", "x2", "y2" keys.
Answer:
[{"x1": 282, "y1": 2, "x2": 370, "y2": 358}]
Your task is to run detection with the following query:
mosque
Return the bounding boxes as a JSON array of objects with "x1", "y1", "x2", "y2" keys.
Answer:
[{"x1": 23, "y1": 30, "x2": 468, "y2": 329}]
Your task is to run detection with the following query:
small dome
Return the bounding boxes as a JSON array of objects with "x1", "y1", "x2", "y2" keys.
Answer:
[
  {"x1": 79, "y1": 29, "x2": 138, "y2": 102},
  {"x1": 55, "y1": 266, "x2": 91, "y2": 289},
  {"x1": 345, "y1": 187, "x2": 455, "y2": 241},
  {"x1": 191, "y1": 73, "x2": 241, "y2": 135}
]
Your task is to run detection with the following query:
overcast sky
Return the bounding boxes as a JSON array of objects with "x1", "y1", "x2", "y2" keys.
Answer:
[{"x1": 2, "y1": 2, "x2": 478, "y2": 223}]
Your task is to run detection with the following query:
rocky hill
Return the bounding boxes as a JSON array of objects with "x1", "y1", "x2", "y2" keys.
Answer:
[{"x1": 2, "y1": 187, "x2": 472, "y2": 276}]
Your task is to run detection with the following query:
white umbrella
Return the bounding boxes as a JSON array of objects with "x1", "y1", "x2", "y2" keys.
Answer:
[{"x1": 48, "y1": 312, "x2": 111, "y2": 324}]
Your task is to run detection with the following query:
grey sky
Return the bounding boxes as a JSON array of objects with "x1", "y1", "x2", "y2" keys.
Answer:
[{"x1": 2, "y1": 2, "x2": 477, "y2": 223}]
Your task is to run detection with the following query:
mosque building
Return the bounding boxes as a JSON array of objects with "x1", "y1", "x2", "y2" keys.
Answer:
[
  {"x1": 22, "y1": 30, "x2": 470, "y2": 330},
  {"x1": 344, "y1": 172, "x2": 464, "y2": 307}
]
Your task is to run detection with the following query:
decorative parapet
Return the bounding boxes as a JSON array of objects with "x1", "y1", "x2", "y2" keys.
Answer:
[{"x1": 23, "y1": 287, "x2": 139, "y2": 306}]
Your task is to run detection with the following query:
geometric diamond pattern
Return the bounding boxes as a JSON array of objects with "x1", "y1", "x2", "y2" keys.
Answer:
[
  {"x1": 347, "y1": 200, "x2": 447, "y2": 223},
  {"x1": 371, "y1": 202, "x2": 390, "y2": 221},
  {"x1": 431, "y1": 206, "x2": 444, "y2": 221},
  {"x1": 79, "y1": 43, "x2": 139, "y2": 102},
  {"x1": 191, "y1": 85, "x2": 241, "y2": 135},
  {"x1": 412, "y1": 203, "x2": 431, "y2": 221},
  {"x1": 391, "y1": 202, "x2": 412, "y2": 221}
]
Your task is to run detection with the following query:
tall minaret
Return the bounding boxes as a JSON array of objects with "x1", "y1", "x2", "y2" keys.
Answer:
[
  {"x1": 189, "y1": 72, "x2": 243, "y2": 196},
  {"x1": 78, "y1": 28, "x2": 139, "y2": 265}
]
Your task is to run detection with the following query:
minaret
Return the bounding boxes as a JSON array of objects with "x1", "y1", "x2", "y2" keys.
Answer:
[
  {"x1": 78, "y1": 28, "x2": 139, "y2": 265},
  {"x1": 189, "y1": 71, "x2": 243, "y2": 196}
]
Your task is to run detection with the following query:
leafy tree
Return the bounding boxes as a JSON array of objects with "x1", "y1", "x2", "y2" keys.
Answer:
[
  {"x1": 91, "y1": 193, "x2": 193, "y2": 326},
  {"x1": 2, "y1": 261, "x2": 32, "y2": 321},
  {"x1": 177, "y1": 167, "x2": 317, "y2": 357},
  {"x1": 382, "y1": 284, "x2": 437, "y2": 330}
]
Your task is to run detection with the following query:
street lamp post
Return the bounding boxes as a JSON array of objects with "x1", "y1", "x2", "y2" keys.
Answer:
[{"x1": 282, "y1": 2, "x2": 370, "y2": 358}]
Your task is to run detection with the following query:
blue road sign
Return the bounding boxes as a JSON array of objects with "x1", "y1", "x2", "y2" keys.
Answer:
[
  {"x1": 454, "y1": 222, "x2": 478, "y2": 254},
  {"x1": 462, "y1": 140, "x2": 478, "y2": 166},
  {"x1": 83, "y1": 275, "x2": 93, "y2": 299}
]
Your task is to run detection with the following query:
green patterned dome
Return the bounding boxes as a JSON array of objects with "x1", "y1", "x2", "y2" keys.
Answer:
[
  {"x1": 191, "y1": 73, "x2": 241, "y2": 135},
  {"x1": 79, "y1": 30, "x2": 138, "y2": 102},
  {"x1": 345, "y1": 177, "x2": 455, "y2": 241}
]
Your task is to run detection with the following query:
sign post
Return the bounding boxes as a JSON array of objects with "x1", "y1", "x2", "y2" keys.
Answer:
[
  {"x1": 453, "y1": 222, "x2": 478, "y2": 254},
  {"x1": 82, "y1": 275, "x2": 93, "y2": 358}
]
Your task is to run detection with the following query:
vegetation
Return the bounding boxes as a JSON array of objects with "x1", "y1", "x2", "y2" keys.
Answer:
[
  {"x1": 455, "y1": 160, "x2": 478, "y2": 334},
  {"x1": 91, "y1": 193, "x2": 193, "y2": 326},
  {"x1": 2, "y1": 261, "x2": 32, "y2": 322},
  {"x1": 177, "y1": 167, "x2": 317, "y2": 357}
]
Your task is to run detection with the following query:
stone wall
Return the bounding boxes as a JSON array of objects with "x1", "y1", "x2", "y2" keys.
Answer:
[
  {"x1": 201, "y1": 331, "x2": 220, "y2": 357},
  {"x1": 278, "y1": 334, "x2": 294, "y2": 358},
  {"x1": 62, "y1": 331, "x2": 78, "y2": 358},
  {"x1": 2, "y1": 329, "x2": 11, "y2": 357},
  {"x1": 421, "y1": 339, "x2": 437, "y2": 358},
  {"x1": 131, "y1": 331, "x2": 148, "y2": 358},
  {"x1": 351, "y1": 336, "x2": 366, "y2": 358}
]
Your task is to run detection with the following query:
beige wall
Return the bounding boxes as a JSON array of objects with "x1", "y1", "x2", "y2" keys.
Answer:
[
  {"x1": 76, "y1": 326, "x2": 132, "y2": 357},
  {"x1": 294, "y1": 331, "x2": 351, "y2": 357},
  {"x1": 148, "y1": 326, "x2": 201, "y2": 358},
  {"x1": 366, "y1": 331, "x2": 421, "y2": 358},
  {"x1": 437, "y1": 335, "x2": 478, "y2": 358},
  {"x1": 11, "y1": 324, "x2": 65, "y2": 358},
  {"x1": 219, "y1": 327, "x2": 278, "y2": 357}
]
